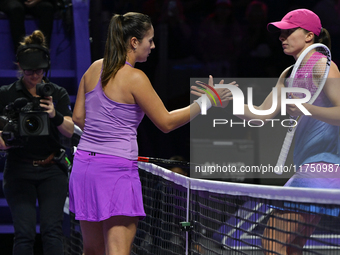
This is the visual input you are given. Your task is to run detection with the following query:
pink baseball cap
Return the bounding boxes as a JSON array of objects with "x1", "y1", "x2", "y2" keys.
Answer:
[{"x1": 267, "y1": 9, "x2": 322, "y2": 36}]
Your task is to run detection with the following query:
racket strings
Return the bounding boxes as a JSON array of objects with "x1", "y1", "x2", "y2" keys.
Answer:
[
  {"x1": 292, "y1": 48, "x2": 328, "y2": 99},
  {"x1": 276, "y1": 44, "x2": 331, "y2": 170}
]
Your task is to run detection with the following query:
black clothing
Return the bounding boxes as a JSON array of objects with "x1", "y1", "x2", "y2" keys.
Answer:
[
  {"x1": 0, "y1": 78, "x2": 72, "y2": 160},
  {"x1": 0, "y1": 0, "x2": 55, "y2": 51},
  {"x1": 0, "y1": 77, "x2": 72, "y2": 255},
  {"x1": 3, "y1": 161, "x2": 68, "y2": 255}
]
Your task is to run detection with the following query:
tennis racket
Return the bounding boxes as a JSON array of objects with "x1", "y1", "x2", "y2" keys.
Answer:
[
  {"x1": 138, "y1": 156, "x2": 190, "y2": 168},
  {"x1": 275, "y1": 43, "x2": 331, "y2": 174}
]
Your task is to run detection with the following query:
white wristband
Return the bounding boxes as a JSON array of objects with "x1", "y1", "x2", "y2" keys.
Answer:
[{"x1": 195, "y1": 94, "x2": 212, "y2": 115}]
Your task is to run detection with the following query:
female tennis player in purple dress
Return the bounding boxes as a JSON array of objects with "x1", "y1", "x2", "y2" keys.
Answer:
[{"x1": 68, "y1": 12, "x2": 233, "y2": 255}]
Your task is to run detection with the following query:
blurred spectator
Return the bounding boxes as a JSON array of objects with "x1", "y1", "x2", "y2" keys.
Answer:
[
  {"x1": 313, "y1": 0, "x2": 340, "y2": 65},
  {"x1": 143, "y1": 0, "x2": 192, "y2": 60},
  {"x1": 197, "y1": 0, "x2": 242, "y2": 77},
  {"x1": 142, "y1": 0, "x2": 163, "y2": 23},
  {"x1": 0, "y1": 0, "x2": 56, "y2": 53},
  {"x1": 237, "y1": 0, "x2": 278, "y2": 77},
  {"x1": 181, "y1": 0, "x2": 214, "y2": 24},
  {"x1": 102, "y1": 0, "x2": 142, "y2": 14},
  {"x1": 230, "y1": 0, "x2": 252, "y2": 24},
  {"x1": 159, "y1": 0, "x2": 192, "y2": 60}
]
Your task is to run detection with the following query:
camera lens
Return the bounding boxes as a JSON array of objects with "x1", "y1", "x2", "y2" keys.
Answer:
[
  {"x1": 36, "y1": 83, "x2": 54, "y2": 97},
  {"x1": 19, "y1": 112, "x2": 49, "y2": 137},
  {"x1": 24, "y1": 116, "x2": 41, "y2": 134}
]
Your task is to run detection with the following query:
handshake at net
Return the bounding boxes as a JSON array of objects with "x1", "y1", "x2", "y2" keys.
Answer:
[{"x1": 191, "y1": 75, "x2": 238, "y2": 112}]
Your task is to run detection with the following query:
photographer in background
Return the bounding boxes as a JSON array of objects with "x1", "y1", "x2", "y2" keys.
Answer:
[{"x1": 0, "y1": 30, "x2": 74, "y2": 255}]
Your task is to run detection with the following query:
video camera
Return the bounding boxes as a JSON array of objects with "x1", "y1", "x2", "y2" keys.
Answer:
[{"x1": 0, "y1": 83, "x2": 55, "y2": 147}]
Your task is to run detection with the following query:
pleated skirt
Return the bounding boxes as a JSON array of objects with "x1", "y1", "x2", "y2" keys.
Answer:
[{"x1": 69, "y1": 149, "x2": 146, "y2": 222}]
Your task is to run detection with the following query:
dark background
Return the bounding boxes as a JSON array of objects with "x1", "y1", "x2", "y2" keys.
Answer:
[{"x1": 1, "y1": 0, "x2": 340, "y2": 254}]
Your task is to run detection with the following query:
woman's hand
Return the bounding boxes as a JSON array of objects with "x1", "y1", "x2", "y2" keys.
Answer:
[
  {"x1": 286, "y1": 93, "x2": 306, "y2": 117},
  {"x1": 40, "y1": 96, "x2": 56, "y2": 118},
  {"x1": 191, "y1": 75, "x2": 236, "y2": 108}
]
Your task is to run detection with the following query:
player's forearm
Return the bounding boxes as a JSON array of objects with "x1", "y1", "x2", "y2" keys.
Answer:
[
  {"x1": 72, "y1": 114, "x2": 85, "y2": 131},
  {"x1": 305, "y1": 104, "x2": 340, "y2": 126},
  {"x1": 158, "y1": 103, "x2": 200, "y2": 133},
  {"x1": 57, "y1": 117, "x2": 74, "y2": 138}
]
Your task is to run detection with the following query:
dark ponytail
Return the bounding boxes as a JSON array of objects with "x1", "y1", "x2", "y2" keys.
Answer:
[
  {"x1": 314, "y1": 28, "x2": 331, "y2": 50},
  {"x1": 101, "y1": 15, "x2": 126, "y2": 89},
  {"x1": 101, "y1": 12, "x2": 152, "y2": 88}
]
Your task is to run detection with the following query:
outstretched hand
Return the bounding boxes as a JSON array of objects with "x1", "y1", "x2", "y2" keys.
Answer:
[{"x1": 191, "y1": 75, "x2": 237, "y2": 108}]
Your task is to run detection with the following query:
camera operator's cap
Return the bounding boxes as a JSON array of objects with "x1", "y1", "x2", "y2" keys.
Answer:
[
  {"x1": 267, "y1": 9, "x2": 322, "y2": 36},
  {"x1": 16, "y1": 44, "x2": 50, "y2": 70}
]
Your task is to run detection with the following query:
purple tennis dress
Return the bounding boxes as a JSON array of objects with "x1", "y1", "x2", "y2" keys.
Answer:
[{"x1": 69, "y1": 76, "x2": 146, "y2": 221}]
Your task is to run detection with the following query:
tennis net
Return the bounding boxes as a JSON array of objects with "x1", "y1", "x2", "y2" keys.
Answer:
[{"x1": 66, "y1": 162, "x2": 340, "y2": 255}]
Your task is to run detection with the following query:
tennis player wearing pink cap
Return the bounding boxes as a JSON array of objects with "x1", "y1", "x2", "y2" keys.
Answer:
[
  {"x1": 267, "y1": 8, "x2": 322, "y2": 36},
  {"x1": 241, "y1": 8, "x2": 340, "y2": 255},
  {"x1": 189, "y1": 7, "x2": 340, "y2": 254}
]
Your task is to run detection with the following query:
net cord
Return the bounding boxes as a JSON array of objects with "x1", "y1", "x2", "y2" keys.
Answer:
[{"x1": 138, "y1": 162, "x2": 340, "y2": 205}]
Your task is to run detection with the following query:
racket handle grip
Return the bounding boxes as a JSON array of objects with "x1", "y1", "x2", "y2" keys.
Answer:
[
  {"x1": 275, "y1": 131, "x2": 295, "y2": 175},
  {"x1": 137, "y1": 156, "x2": 150, "y2": 163}
]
